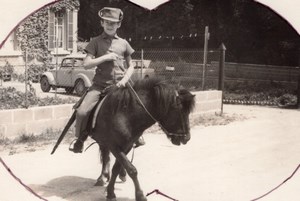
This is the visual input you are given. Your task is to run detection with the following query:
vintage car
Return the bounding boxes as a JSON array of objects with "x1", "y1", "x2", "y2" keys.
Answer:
[{"x1": 40, "y1": 54, "x2": 154, "y2": 96}]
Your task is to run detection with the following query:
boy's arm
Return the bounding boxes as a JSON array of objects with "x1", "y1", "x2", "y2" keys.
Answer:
[
  {"x1": 83, "y1": 52, "x2": 119, "y2": 69},
  {"x1": 117, "y1": 55, "x2": 134, "y2": 87}
]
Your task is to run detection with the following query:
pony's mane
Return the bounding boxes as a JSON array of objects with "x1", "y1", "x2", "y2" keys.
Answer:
[
  {"x1": 137, "y1": 78, "x2": 175, "y2": 115},
  {"x1": 108, "y1": 77, "x2": 195, "y2": 115}
]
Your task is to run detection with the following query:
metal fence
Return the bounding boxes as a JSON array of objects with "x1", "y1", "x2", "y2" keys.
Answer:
[
  {"x1": 2, "y1": 47, "x2": 300, "y2": 109},
  {"x1": 0, "y1": 48, "x2": 224, "y2": 108},
  {"x1": 132, "y1": 49, "x2": 221, "y2": 91}
]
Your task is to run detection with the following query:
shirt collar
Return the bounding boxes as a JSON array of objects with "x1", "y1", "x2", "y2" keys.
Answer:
[{"x1": 101, "y1": 32, "x2": 119, "y2": 39}]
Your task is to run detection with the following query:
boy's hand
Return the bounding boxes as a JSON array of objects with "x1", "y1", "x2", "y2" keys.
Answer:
[
  {"x1": 104, "y1": 52, "x2": 119, "y2": 61},
  {"x1": 116, "y1": 79, "x2": 126, "y2": 88}
]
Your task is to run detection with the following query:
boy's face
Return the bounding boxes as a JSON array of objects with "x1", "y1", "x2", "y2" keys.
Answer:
[{"x1": 101, "y1": 19, "x2": 121, "y2": 36}]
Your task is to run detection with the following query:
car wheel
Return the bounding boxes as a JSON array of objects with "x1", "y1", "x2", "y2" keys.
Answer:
[
  {"x1": 65, "y1": 87, "x2": 74, "y2": 94},
  {"x1": 75, "y1": 79, "x2": 87, "y2": 96},
  {"x1": 40, "y1": 76, "x2": 51, "y2": 92}
]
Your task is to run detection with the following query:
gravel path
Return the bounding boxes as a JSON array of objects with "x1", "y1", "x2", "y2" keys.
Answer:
[{"x1": 1, "y1": 104, "x2": 300, "y2": 201}]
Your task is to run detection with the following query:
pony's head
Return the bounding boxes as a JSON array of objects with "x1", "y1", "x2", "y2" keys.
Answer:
[
  {"x1": 108, "y1": 78, "x2": 195, "y2": 145},
  {"x1": 151, "y1": 82, "x2": 195, "y2": 145}
]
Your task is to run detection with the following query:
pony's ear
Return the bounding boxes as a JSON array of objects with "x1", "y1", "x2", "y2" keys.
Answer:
[
  {"x1": 186, "y1": 94, "x2": 195, "y2": 101},
  {"x1": 179, "y1": 93, "x2": 195, "y2": 101},
  {"x1": 176, "y1": 84, "x2": 184, "y2": 91}
]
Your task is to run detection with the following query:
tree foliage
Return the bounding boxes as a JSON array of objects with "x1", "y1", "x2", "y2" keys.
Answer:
[
  {"x1": 16, "y1": 0, "x2": 79, "y2": 63},
  {"x1": 78, "y1": 0, "x2": 299, "y2": 66},
  {"x1": 16, "y1": 8, "x2": 50, "y2": 63}
]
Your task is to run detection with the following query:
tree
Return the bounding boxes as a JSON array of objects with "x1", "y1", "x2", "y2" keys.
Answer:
[{"x1": 76, "y1": 0, "x2": 299, "y2": 66}]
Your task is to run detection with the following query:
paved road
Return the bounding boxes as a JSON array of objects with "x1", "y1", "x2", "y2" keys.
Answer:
[{"x1": 1, "y1": 105, "x2": 300, "y2": 201}]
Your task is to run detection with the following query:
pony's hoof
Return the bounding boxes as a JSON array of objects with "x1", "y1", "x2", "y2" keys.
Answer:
[
  {"x1": 137, "y1": 196, "x2": 147, "y2": 201},
  {"x1": 119, "y1": 175, "x2": 126, "y2": 183},
  {"x1": 94, "y1": 179, "x2": 106, "y2": 186},
  {"x1": 106, "y1": 198, "x2": 117, "y2": 201},
  {"x1": 136, "y1": 191, "x2": 147, "y2": 201}
]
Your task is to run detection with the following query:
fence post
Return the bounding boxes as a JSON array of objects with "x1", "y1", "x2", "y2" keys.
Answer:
[
  {"x1": 141, "y1": 49, "x2": 144, "y2": 78},
  {"x1": 218, "y1": 43, "x2": 226, "y2": 114},
  {"x1": 218, "y1": 43, "x2": 226, "y2": 90},
  {"x1": 25, "y1": 48, "x2": 28, "y2": 108},
  {"x1": 202, "y1": 26, "x2": 209, "y2": 90},
  {"x1": 297, "y1": 70, "x2": 300, "y2": 109}
]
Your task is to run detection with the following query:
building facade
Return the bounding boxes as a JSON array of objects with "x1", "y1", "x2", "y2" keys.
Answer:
[
  {"x1": 48, "y1": 8, "x2": 78, "y2": 62},
  {"x1": 0, "y1": 7, "x2": 78, "y2": 69}
]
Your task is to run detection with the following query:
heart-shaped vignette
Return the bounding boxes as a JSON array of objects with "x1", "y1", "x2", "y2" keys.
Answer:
[{"x1": 127, "y1": 0, "x2": 170, "y2": 10}]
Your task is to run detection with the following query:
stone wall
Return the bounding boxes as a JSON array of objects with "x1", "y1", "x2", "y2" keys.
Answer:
[
  {"x1": 0, "y1": 90, "x2": 222, "y2": 139},
  {"x1": 192, "y1": 90, "x2": 222, "y2": 116},
  {"x1": 0, "y1": 104, "x2": 74, "y2": 139}
]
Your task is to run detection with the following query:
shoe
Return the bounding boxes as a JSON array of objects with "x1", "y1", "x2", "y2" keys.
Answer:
[
  {"x1": 69, "y1": 139, "x2": 84, "y2": 153},
  {"x1": 134, "y1": 137, "x2": 145, "y2": 148}
]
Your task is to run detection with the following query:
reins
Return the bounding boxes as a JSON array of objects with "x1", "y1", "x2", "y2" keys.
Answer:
[
  {"x1": 126, "y1": 82, "x2": 187, "y2": 137},
  {"x1": 117, "y1": 62, "x2": 187, "y2": 137}
]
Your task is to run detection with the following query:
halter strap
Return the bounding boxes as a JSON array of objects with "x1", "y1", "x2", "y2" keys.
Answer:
[
  {"x1": 116, "y1": 63, "x2": 187, "y2": 137},
  {"x1": 127, "y1": 82, "x2": 187, "y2": 137}
]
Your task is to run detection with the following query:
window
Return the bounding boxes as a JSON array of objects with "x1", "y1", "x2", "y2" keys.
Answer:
[
  {"x1": 48, "y1": 9, "x2": 74, "y2": 52},
  {"x1": 74, "y1": 59, "x2": 83, "y2": 67},
  {"x1": 55, "y1": 11, "x2": 64, "y2": 49},
  {"x1": 61, "y1": 58, "x2": 73, "y2": 67}
]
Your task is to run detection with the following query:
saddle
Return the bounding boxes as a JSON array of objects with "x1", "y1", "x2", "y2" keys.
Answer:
[{"x1": 51, "y1": 86, "x2": 115, "y2": 154}]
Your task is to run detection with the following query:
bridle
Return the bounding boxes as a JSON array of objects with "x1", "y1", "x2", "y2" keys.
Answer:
[
  {"x1": 126, "y1": 83, "x2": 188, "y2": 138},
  {"x1": 116, "y1": 62, "x2": 188, "y2": 137}
]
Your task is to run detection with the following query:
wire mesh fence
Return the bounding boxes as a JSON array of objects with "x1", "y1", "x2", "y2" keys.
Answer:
[
  {"x1": 0, "y1": 48, "x2": 223, "y2": 108},
  {"x1": 132, "y1": 49, "x2": 221, "y2": 91}
]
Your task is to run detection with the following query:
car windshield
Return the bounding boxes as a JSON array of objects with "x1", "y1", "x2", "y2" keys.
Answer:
[{"x1": 74, "y1": 59, "x2": 83, "y2": 67}]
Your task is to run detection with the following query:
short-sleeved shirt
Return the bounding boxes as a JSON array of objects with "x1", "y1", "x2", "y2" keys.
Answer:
[{"x1": 84, "y1": 32, "x2": 134, "y2": 88}]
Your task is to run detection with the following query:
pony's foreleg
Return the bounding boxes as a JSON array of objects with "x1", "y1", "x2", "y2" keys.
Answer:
[
  {"x1": 119, "y1": 166, "x2": 127, "y2": 182},
  {"x1": 106, "y1": 160, "x2": 122, "y2": 201},
  {"x1": 111, "y1": 150, "x2": 147, "y2": 201},
  {"x1": 95, "y1": 145, "x2": 110, "y2": 186}
]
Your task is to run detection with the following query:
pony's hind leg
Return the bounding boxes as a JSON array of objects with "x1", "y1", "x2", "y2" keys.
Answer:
[{"x1": 95, "y1": 145, "x2": 111, "y2": 186}]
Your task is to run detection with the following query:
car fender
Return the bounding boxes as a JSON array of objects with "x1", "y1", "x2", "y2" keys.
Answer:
[
  {"x1": 41, "y1": 72, "x2": 56, "y2": 85},
  {"x1": 74, "y1": 73, "x2": 92, "y2": 87}
]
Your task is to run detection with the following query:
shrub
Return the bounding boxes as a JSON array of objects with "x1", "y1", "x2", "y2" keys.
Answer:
[
  {"x1": 0, "y1": 61, "x2": 14, "y2": 74},
  {"x1": 27, "y1": 64, "x2": 48, "y2": 82},
  {"x1": 0, "y1": 87, "x2": 77, "y2": 109},
  {"x1": 223, "y1": 80, "x2": 297, "y2": 106}
]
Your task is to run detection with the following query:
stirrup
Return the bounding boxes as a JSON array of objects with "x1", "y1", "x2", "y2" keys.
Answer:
[
  {"x1": 133, "y1": 137, "x2": 145, "y2": 148},
  {"x1": 69, "y1": 139, "x2": 84, "y2": 153}
]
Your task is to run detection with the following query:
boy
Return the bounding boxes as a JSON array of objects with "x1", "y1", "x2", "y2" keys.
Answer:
[{"x1": 70, "y1": 7, "x2": 144, "y2": 153}]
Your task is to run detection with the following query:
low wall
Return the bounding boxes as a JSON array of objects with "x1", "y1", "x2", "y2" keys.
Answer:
[
  {"x1": 0, "y1": 104, "x2": 74, "y2": 139},
  {"x1": 0, "y1": 90, "x2": 222, "y2": 139},
  {"x1": 192, "y1": 90, "x2": 222, "y2": 116}
]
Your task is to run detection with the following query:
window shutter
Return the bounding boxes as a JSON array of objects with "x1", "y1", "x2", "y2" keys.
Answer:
[
  {"x1": 48, "y1": 10, "x2": 55, "y2": 51},
  {"x1": 67, "y1": 10, "x2": 74, "y2": 50}
]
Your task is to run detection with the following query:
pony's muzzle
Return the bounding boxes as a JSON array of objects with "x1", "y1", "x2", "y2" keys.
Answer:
[
  {"x1": 182, "y1": 133, "x2": 191, "y2": 144},
  {"x1": 170, "y1": 132, "x2": 190, "y2": 145}
]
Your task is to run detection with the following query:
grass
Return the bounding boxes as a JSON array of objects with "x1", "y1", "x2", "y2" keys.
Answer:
[{"x1": 0, "y1": 128, "x2": 74, "y2": 155}]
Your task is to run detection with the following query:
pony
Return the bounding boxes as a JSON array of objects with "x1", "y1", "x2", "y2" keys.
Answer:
[{"x1": 89, "y1": 77, "x2": 195, "y2": 201}]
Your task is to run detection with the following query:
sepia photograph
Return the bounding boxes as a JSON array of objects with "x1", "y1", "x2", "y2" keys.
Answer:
[{"x1": 0, "y1": 0, "x2": 299, "y2": 200}]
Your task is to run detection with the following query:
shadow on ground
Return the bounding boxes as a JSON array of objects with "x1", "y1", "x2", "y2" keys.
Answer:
[{"x1": 30, "y1": 176, "x2": 134, "y2": 201}]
